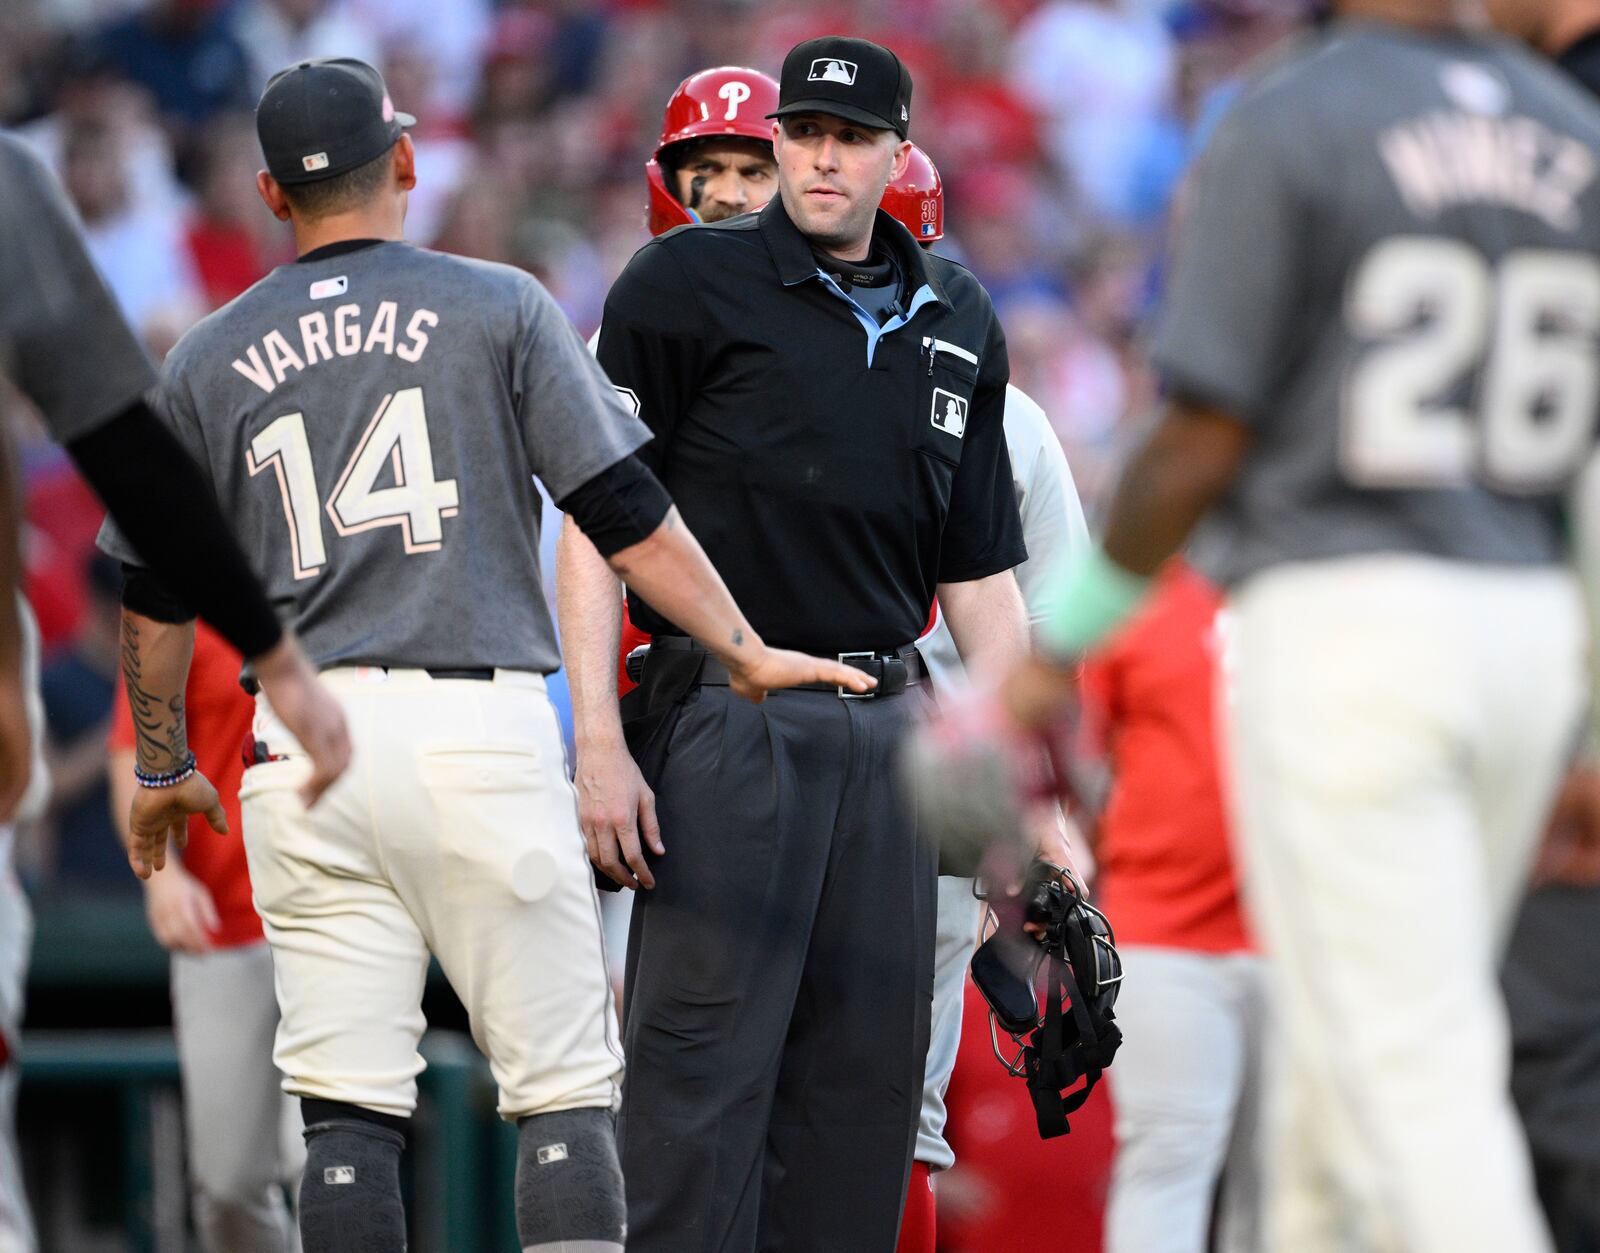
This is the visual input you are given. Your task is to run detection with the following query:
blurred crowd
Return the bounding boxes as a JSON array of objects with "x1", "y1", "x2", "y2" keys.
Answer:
[{"x1": 0, "y1": 0, "x2": 1311, "y2": 895}]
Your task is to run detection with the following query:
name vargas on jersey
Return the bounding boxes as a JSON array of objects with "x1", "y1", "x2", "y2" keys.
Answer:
[{"x1": 231, "y1": 300, "x2": 440, "y2": 395}]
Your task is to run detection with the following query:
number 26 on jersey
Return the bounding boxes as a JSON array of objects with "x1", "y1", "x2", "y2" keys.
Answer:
[
  {"x1": 248, "y1": 386, "x2": 458, "y2": 579},
  {"x1": 1342, "y1": 240, "x2": 1600, "y2": 493}
]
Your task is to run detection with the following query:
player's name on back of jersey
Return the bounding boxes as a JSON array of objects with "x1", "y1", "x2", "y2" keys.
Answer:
[
  {"x1": 231, "y1": 299, "x2": 439, "y2": 394},
  {"x1": 1379, "y1": 107, "x2": 1595, "y2": 231}
]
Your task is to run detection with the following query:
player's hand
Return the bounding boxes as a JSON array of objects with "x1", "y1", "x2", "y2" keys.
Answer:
[
  {"x1": 1026, "y1": 805, "x2": 1083, "y2": 892},
  {"x1": 1532, "y1": 762, "x2": 1600, "y2": 889},
  {"x1": 0, "y1": 670, "x2": 31, "y2": 825},
  {"x1": 126, "y1": 772, "x2": 227, "y2": 881},
  {"x1": 900, "y1": 680, "x2": 1059, "y2": 882},
  {"x1": 576, "y1": 740, "x2": 662, "y2": 889},
  {"x1": 142, "y1": 860, "x2": 220, "y2": 953},
  {"x1": 724, "y1": 646, "x2": 877, "y2": 704},
  {"x1": 252, "y1": 635, "x2": 351, "y2": 807}
]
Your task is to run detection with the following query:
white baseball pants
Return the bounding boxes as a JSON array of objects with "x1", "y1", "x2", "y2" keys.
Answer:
[
  {"x1": 1105, "y1": 946, "x2": 1268, "y2": 1253},
  {"x1": 171, "y1": 942, "x2": 302, "y2": 1253},
  {"x1": 241, "y1": 668, "x2": 622, "y2": 1121},
  {"x1": 915, "y1": 875, "x2": 985, "y2": 1171},
  {"x1": 1223, "y1": 556, "x2": 1582, "y2": 1253}
]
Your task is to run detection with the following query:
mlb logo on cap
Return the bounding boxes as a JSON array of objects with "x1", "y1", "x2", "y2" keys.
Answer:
[
  {"x1": 771, "y1": 36, "x2": 913, "y2": 139},
  {"x1": 809, "y1": 59, "x2": 857, "y2": 85},
  {"x1": 920, "y1": 222, "x2": 935, "y2": 238}
]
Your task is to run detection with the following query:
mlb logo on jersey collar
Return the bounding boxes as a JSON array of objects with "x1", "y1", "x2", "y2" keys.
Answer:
[
  {"x1": 810, "y1": 59, "x2": 857, "y2": 85},
  {"x1": 310, "y1": 276, "x2": 349, "y2": 300}
]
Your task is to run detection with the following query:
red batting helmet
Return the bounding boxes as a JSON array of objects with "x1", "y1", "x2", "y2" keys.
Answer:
[
  {"x1": 646, "y1": 66, "x2": 779, "y2": 237},
  {"x1": 880, "y1": 143, "x2": 943, "y2": 243}
]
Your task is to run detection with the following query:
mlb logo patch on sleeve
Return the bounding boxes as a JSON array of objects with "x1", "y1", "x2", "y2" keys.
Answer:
[{"x1": 931, "y1": 389, "x2": 967, "y2": 439}]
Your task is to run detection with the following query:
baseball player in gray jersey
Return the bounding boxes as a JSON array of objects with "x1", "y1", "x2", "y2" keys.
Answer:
[
  {"x1": 100, "y1": 58, "x2": 871, "y2": 1253},
  {"x1": 911, "y1": 4, "x2": 1600, "y2": 1250},
  {"x1": 0, "y1": 130, "x2": 350, "y2": 821}
]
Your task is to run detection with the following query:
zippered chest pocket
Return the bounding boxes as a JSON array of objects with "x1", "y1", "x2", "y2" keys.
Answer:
[{"x1": 915, "y1": 337, "x2": 980, "y2": 466}]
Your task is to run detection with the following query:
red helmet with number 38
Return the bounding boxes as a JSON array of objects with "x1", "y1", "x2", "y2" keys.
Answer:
[
  {"x1": 880, "y1": 143, "x2": 944, "y2": 244},
  {"x1": 646, "y1": 66, "x2": 780, "y2": 237}
]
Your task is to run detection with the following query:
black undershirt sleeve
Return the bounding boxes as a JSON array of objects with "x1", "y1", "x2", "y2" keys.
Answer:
[
  {"x1": 120, "y1": 562, "x2": 196, "y2": 625},
  {"x1": 555, "y1": 454, "x2": 673, "y2": 557},
  {"x1": 67, "y1": 397, "x2": 284, "y2": 658}
]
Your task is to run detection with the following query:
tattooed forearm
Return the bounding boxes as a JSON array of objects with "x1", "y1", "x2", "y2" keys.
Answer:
[{"x1": 121, "y1": 614, "x2": 189, "y2": 773}]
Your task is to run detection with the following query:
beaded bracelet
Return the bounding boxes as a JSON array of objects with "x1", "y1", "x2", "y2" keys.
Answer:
[{"x1": 134, "y1": 752, "x2": 198, "y2": 789}]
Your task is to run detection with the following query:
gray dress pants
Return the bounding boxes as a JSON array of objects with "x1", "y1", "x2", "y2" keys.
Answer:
[{"x1": 618, "y1": 685, "x2": 936, "y2": 1253}]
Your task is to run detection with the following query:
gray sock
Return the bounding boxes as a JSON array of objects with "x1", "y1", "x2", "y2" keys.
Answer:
[
  {"x1": 515, "y1": 1107, "x2": 625, "y2": 1252},
  {"x1": 299, "y1": 1119, "x2": 408, "y2": 1253}
]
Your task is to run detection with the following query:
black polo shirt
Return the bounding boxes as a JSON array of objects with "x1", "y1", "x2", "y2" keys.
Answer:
[{"x1": 597, "y1": 194, "x2": 1027, "y2": 655}]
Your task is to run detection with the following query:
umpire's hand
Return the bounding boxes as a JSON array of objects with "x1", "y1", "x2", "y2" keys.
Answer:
[
  {"x1": 577, "y1": 741, "x2": 662, "y2": 889},
  {"x1": 126, "y1": 771, "x2": 227, "y2": 880},
  {"x1": 724, "y1": 646, "x2": 876, "y2": 704}
]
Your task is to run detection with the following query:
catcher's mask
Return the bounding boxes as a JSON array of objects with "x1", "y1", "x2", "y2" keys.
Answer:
[{"x1": 970, "y1": 863, "x2": 1123, "y2": 1138}]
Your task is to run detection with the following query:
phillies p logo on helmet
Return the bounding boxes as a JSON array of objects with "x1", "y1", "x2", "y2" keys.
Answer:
[{"x1": 718, "y1": 80, "x2": 752, "y2": 120}]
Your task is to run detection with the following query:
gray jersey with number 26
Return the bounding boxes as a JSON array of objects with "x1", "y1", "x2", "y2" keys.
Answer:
[
  {"x1": 101, "y1": 241, "x2": 648, "y2": 672},
  {"x1": 1153, "y1": 23, "x2": 1600, "y2": 584}
]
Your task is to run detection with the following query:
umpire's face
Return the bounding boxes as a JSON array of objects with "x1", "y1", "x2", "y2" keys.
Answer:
[{"x1": 774, "y1": 113, "x2": 910, "y2": 255}]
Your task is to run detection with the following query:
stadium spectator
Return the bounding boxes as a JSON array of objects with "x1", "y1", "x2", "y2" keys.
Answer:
[
  {"x1": 60, "y1": 112, "x2": 204, "y2": 353},
  {"x1": 380, "y1": 38, "x2": 474, "y2": 246},
  {"x1": 1009, "y1": 0, "x2": 1177, "y2": 222},
  {"x1": 183, "y1": 113, "x2": 284, "y2": 309},
  {"x1": 232, "y1": 0, "x2": 380, "y2": 94},
  {"x1": 343, "y1": 0, "x2": 491, "y2": 118},
  {"x1": 16, "y1": 38, "x2": 188, "y2": 223},
  {"x1": 87, "y1": 0, "x2": 253, "y2": 137}
]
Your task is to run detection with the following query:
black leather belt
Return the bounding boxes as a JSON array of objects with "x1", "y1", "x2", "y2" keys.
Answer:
[
  {"x1": 239, "y1": 665, "x2": 494, "y2": 696},
  {"x1": 645, "y1": 637, "x2": 923, "y2": 699}
]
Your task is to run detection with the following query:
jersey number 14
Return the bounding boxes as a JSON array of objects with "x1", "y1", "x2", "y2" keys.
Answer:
[
  {"x1": 1342, "y1": 239, "x2": 1600, "y2": 493},
  {"x1": 247, "y1": 386, "x2": 459, "y2": 579}
]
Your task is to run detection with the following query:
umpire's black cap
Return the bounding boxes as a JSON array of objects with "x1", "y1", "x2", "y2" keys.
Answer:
[
  {"x1": 768, "y1": 36, "x2": 912, "y2": 139},
  {"x1": 257, "y1": 57, "x2": 415, "y2": 185}
]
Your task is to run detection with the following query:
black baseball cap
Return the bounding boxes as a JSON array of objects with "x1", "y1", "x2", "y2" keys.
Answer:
[
  {"x1": 767, "y1": 36, "x2": 912, "y2": 139},
  {"x1": 257, "y1": 57, "x2": 415, "y2": 186}
]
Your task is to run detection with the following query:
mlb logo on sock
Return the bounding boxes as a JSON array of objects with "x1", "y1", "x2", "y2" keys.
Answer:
[
  {"x1": 325, "y1": 1166, "x2": 356, "y2": 1185},
  {"x1": 537, "y1": 1143, "x2": 570, "y2": 1165},
  {"x1": 931, "y1": 389, "x2": 967, "y2": 439}
]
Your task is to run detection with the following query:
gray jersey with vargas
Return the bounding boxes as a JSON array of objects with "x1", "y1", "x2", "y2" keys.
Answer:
[
  {"x1": 0, "y1": 132, "x2": 155, "y2": 441},
  {"x1": 101, "y1": 241, "x2": 648, "y2": 672},
  {"x1": 1153, "y1": 23, "x2": 1600, "y2": 583}
]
